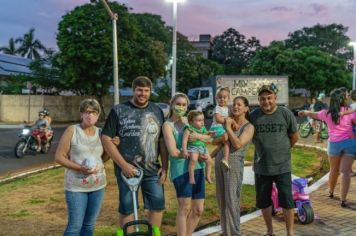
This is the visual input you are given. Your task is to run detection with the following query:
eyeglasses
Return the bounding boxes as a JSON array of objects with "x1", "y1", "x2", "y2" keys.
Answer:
[{"x1": 83, "y1": 110, "x2": 99, "y2": 116}]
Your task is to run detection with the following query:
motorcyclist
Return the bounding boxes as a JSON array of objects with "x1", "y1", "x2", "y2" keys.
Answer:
[{"x1": 32, "y1": 111, "x2": 49, "y2": 152}]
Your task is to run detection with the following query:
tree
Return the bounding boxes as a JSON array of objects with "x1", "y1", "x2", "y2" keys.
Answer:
[
  {"x1": 16, "y1": 28, "x2": 47, "y2": 59},
  {"x1": 0, "y1": 38, "x2": 19, "y2": 55},
  {"x1": 211, "y1": 28, "x2": 261, "y2": 74},
  {"x1": 28, "y1": 51, "x2": 64, "y2": 93},
  {"x1": 248, "y1": 43, "x2": 350, "y2": 94},
  {"x1": 176, "y1": 53, "x2": 223, "y2": 93},
  {"x1": 285, "y1": 24, "x2": 352, "y2": 63},
  {"x1": 57, "y1": 0, "x2": 167, "y2": 98},
  {"x1": 132, "y1": 13, "x2": 171, "y2": 52}
]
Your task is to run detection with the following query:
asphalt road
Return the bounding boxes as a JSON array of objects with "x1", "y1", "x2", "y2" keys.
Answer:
[{"x1": 0, "y1": 126, "x2": 65, "y2": 178}]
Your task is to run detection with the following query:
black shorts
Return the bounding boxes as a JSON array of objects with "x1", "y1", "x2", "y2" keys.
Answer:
[{"x1": 255, "y1": 172, "x2": 294, "y2": 209}]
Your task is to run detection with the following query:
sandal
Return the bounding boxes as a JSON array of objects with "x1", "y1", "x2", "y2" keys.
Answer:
[
  {"x1": 341, "y1": 201, "x2": 348, "y2": 208},
  {"x1": 329, "y1": 192, "x2": 334, "y2": 198}
]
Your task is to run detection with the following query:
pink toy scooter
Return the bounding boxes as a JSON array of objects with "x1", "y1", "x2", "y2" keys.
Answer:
[{"x1": 271, "y1": 178, "x2": 314, "y2": 224}]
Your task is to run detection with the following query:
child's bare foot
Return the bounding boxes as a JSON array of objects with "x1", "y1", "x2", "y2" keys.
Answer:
[
  {"x1": 221, "y1": 159, "x2": 230, "y2": 169},
  {"x1": 206, "y1": 176, "x2": 213, "y2": 184}
]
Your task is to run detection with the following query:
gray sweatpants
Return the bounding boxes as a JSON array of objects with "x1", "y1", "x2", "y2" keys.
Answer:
[{"x1": 215, "y1": 150, "x2": 244, "y2": 236}]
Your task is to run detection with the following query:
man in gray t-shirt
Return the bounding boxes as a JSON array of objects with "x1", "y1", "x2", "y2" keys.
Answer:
[{"x1": 250, "y1": 83, "x2": 299, "y2": 236}]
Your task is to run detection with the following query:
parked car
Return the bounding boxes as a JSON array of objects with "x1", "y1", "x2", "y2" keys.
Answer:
[{"x1": 155, "y1": 102, "x2": 170, "y2": 118}]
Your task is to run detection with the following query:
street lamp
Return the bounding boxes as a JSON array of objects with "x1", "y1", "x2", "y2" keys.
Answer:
[
  {"x1": 349, "y1": 42, "x2": 356, "y2": 89},
  {"x1": 166, "y1": 0, "x2": 185, "y2": 97},
  {"x1": 101, "y1": 0, "x2": 119, "y2": 105}
]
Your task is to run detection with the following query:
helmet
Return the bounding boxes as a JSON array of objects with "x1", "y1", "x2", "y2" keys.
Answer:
[
  {"x1": 38, "y1": 111, "x2": 45, "y2": 116},
  {"x1": 42, "y1": 108, "x2": 50, "y2": 116}
]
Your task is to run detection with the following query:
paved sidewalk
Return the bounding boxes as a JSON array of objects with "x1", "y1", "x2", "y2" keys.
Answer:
[{"x1": 207, "y1": 138, "x2": 356, "y2": 236}]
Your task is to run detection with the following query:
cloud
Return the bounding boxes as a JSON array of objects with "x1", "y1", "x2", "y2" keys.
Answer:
[
  {"x1": 310, "y1": 3, "x2": 328, "y2": 15},
  {"x1": 270, "y1": 6, "x2": 294, "y2": 12}
]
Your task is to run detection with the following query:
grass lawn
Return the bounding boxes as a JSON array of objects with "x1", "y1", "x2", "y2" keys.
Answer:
[{"x1": 0, "y1": 146, "x2": 327, "y2": 235}]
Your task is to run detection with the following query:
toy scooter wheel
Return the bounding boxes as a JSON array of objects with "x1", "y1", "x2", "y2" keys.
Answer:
[
  {"x1": 152, "y1": 225, "x2": 161, "y2": 236},
  {"x1": 116, "y1": 228, "x2": 123, "y2": 236},
  {"x1": 297, "y1": 204, "x2": 314, "y2": 224}
]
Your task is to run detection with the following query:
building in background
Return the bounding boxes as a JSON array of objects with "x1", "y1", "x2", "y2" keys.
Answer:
[{"x1": 190, "y1": 34, "x2": 213, "y2": 59}]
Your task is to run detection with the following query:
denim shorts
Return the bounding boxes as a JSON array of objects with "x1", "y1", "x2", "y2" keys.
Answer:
[
  {"x1": 173, "y1": 168, "x2": 205, "y2": 199},
  {"x1": 114, "y1": 167, "x2": 165, "y2": 215},
  {"x1": 187, "y1": 145, "x2": 208, "y2": 155},
  {"x1": 327, "y1": 139, "x2": 356, "y2": 157},
  {"x1": 255, "y1": 172, "x2": 294, "y2": 209}
]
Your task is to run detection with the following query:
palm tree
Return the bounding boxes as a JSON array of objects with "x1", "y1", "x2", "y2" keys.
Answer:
[
  {"x1": 16, "y1": 28, "x2": 46, "y2": 60},
  {"x1": 0, "y1": 38, "x2": 18, "y2": 55}
]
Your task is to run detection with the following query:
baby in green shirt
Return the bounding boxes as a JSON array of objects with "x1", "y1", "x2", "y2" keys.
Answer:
[{"x1": 182, "y1": 110, "x2": 213, "y2": 184}]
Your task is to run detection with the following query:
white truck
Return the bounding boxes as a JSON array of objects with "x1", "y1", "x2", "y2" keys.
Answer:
[{"x1": 187, "y1": 75, "x2": 289, "y2": 118}]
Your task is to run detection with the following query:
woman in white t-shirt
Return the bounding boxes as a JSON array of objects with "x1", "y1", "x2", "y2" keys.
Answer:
[{"x1": 55, "y1": 99, "x2": 117, "y2": 236}]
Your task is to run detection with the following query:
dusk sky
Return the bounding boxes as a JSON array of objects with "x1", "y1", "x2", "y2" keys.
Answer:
[{"x1": 1, "y1": 0, "x2": 356, "y2": 50}]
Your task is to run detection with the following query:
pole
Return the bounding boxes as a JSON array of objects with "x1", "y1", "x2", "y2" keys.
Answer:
[
  {"x1": 353, "y1": 48, "x2": 356, "y2": 90},
  {"x1": 113, "y1": 15, "x2": 119, "y2": 104},
  {"x1": 101, "y1": 0, "x2": 119, "y2": 104},
  {"x1": 171, "y1": 1, "x2": 178, "y2": 97}
]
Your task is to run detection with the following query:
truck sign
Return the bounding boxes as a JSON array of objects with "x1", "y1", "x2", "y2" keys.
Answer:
[{"x1": 216, "y1": 75, "x2": 289, "y2": 106}]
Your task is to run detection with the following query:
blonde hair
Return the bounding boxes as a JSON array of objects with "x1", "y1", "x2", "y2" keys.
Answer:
[
  {"x1": 187, "y1": 110, "x2": 203, "y2": 123},
  {"x1": 168, "y1": 92, "x2": 190, "y2": 118},
  {"x1": 79, "y1": 98, "x2": 101, "y2": 114},
  {"x1": 216, "y1": 87, "x2": 230, "y2": 98}
]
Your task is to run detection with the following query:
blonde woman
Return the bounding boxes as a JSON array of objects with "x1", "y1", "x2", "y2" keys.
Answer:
[{"x1": 55, "y1": 98, "x2": 114, "y2": 236}]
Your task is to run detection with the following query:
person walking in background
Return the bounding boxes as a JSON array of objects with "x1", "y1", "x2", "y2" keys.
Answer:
[
  {"x1": 250, "y1": 83, "x2": 299, "y2": 236},
  {"x1": 162, "y1": 93, "x2": 211, "y2": 236},
  {"x1": 212, "y1": 96, "x2": 254, "y2": 236},
  {"x1": 182, "y1": 110, "x2": 213, "y2": 184},
  {"x1": 299, "y1": 89, "x2": 356, "y2": 207},
  {"x1": 101, "y1": 76, "x2": 168, "y2": 231},
  {"x1": 313, "y1": 92, "x2": 327, "y2": 143},
  {"x1": 55, "y1": 98, "x2": 112, "y2": 236}
]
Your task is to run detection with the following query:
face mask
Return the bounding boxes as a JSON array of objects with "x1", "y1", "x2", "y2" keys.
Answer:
[
  {"x1": 82, "y1": 112, "x2": 99, "y2": 124},
  {"x1": 174, "y1": 105, "x2": 186, "y2": 117}
]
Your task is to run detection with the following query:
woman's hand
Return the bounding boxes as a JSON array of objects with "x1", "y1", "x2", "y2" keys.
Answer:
[
  {"x1": 80, "y1": 164, "x2": 99, "y2": 175},
  {"x1": 225, "y1": 117, "x2": 235, "y2": 130},
  {"x1": 298, "y1": 110, "x2": 308, "y2": 117},
  {"x1": 188, "y1": 131, "x2": 200, "y2": 142},
  {"x1": 112, "y1": 136, "x2": 120, "y2": 146}
]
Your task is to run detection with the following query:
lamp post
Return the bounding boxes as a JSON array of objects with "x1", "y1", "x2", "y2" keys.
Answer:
[
  {"x1": 167, "y1": 0, "x2": 185, "y2": 97},
  {"x1": 101, "y1": 0, "x2": 119, "y2": 105},
  {"x1": 349, "y1": 42, "x2": 356, "y2": 90}
]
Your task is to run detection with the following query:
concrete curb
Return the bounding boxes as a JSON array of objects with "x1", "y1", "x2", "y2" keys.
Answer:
[
  {"x1": 193, "y1": 143, "x2": 328, "y2": 236},
  {"x1": 0, "y1": 164, "x2": 61, "y2": 184}
]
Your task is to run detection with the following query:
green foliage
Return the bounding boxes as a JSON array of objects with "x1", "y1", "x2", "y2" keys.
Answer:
[
  {"x1": 248, "y1": 43, "x2": 350, "y2": 94},
  {"x1": 57, "y1": 1, "x2": 167, "y2": 96},
  {"x1": 211, "y1": 28, "x2": 261, "y2": 74},
  {"x1": 285, "y1": 23, "x2": 352, "y2": 63},
  {"x1": 0, "y1": 38, "x2": 19, "y2": 55},
  {"x1": 176, "y1": 53, "x2": 223, "y2": 93},
  {"x1": 16, "y1": 28, "x2": 46, "y2": 60}
]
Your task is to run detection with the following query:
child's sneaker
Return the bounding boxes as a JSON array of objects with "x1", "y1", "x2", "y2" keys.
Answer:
[{"x1": 221, "y1": 159, "x2": 230, "y2": 169}]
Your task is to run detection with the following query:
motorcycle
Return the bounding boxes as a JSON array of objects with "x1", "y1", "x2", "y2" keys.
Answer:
[{"x1": 14, "y1": 125, "x2": 54, "y2": 158}]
